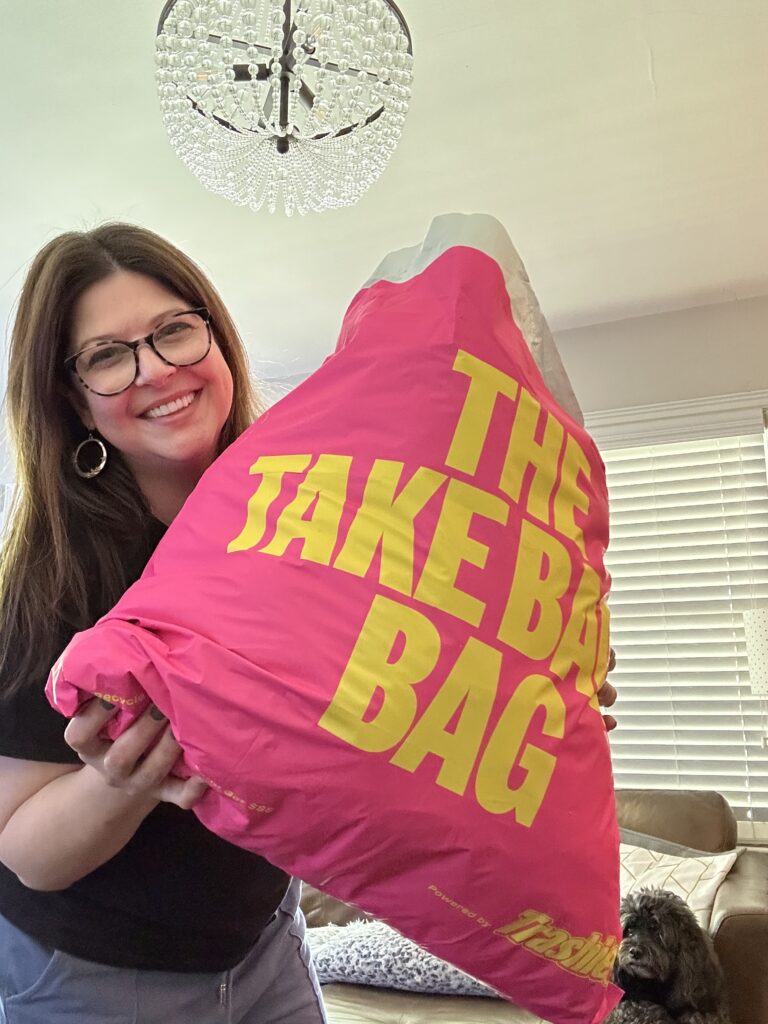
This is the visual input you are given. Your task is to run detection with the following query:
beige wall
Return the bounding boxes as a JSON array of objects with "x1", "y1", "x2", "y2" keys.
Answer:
[{"x1": 555, "y1": 295, "x2": 768, "y2": 415}]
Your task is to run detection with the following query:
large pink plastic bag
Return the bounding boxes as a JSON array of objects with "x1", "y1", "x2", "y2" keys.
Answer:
[{"x1": 48, "y1": 214, "x2": 621, "y2": 1024}]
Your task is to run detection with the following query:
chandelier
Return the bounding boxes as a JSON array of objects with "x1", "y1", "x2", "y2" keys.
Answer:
[{"x1": 155, "y1": 0, "x2": 413, "y2": 215}]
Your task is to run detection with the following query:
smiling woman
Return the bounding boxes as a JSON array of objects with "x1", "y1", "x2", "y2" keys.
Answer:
[
  {"x1": 66, "y1": 272, "x2": 235, "y2": 524},
  {"x1": 0, "y1": 223, "x2": 328, "y2": 1024}
]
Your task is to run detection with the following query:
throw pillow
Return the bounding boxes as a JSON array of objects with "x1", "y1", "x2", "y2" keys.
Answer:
[
  {"x1": 619, "y1": 843, "x2": 739, "y2": 930},
  {"x1": 308, "y1": 919, "x2": 498, "y2": 998}
]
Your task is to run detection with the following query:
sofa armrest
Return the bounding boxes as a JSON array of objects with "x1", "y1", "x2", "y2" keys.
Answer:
[{"x1": 710, "y1": 849, "x2": 768, "y2": 1024}]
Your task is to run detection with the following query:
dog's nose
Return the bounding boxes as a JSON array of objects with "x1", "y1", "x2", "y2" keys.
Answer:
[{"x1": 627, "y1": 945, "x2": 642, "y2": 961}]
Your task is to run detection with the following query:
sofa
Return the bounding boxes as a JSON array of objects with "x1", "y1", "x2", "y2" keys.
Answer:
[{"x1": 301, "y1": 789, "x2": 768, "y2": 1024}]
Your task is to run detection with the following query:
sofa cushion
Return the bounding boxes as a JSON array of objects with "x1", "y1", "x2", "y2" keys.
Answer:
[
  {"x1": 616, "y1": 790, "x2": 737, "y2": 853},
  {"x1": 320, "y1": 982, "x2": 544, "y2": 1024}
]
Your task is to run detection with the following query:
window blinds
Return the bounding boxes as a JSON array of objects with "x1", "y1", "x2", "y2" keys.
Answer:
[{"x1": 603, "y1": 433, "x2": 768, "y2": 820}]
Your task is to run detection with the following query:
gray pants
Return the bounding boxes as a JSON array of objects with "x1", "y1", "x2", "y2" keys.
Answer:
[{"x1": 0, "y1": 878, "x2": 327, "y2": 1024}]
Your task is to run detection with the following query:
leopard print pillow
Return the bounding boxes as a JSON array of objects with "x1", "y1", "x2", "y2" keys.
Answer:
[{"x1": 307, "y1": 919, "x2": 498, "y2": 998}]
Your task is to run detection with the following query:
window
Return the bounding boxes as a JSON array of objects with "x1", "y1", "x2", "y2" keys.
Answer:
[{"x1": 601, "y1": 432, "x2": 768, "y2": 821}]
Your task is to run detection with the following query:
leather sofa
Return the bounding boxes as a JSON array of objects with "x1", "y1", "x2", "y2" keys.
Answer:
[{"x1": 301, "y1": 789, "x2": 768, "y2": 1024}]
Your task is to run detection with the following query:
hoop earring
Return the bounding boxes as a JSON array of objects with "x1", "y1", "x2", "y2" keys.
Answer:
[{"x1": 72, "y1": 433, "x2": 108, "y2": 479}]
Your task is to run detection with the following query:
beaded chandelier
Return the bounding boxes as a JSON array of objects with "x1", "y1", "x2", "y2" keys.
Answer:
[{"x1": 156, "y1": 0, "x2": 413, "y2": 215}]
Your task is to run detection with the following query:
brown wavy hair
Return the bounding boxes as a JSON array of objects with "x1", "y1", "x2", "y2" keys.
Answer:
[{"x1": 0, "y1": 223, "x2": 262, "y2": 698}]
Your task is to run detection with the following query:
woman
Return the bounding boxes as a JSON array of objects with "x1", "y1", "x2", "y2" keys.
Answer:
[
  {"x1": 0, "y1": 222, "x2": 619, "y2": 1022},
  {"x1": 0, "y1": 224, "x2": 327, "y2": 1022}
]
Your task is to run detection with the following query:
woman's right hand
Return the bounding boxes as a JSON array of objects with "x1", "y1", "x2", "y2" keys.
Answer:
[{"x1": 64, "y1": 699, "x2": 208, "y2": 811}]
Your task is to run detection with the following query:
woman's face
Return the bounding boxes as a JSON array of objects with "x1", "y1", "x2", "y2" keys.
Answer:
[{"x1": 69, "y1": 270, "x2": 234, "y2": 490}]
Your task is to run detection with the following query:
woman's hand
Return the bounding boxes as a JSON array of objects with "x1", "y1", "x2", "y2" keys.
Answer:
[
  {"x1": 64, "y1": 699, "x2": 208, "y2": 811},
  {"x1": 597, "y1": 647, "x2": 617, "y2": 731}
]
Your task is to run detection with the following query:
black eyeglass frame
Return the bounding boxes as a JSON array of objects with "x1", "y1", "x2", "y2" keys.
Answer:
[{"x1": 64, "y1": 307, "x2": 213, "y2": 396}]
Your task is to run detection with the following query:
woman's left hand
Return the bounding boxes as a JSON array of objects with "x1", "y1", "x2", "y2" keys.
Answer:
[{"x1": 598, "y1": 647, "x2": 617, "y2": 732}]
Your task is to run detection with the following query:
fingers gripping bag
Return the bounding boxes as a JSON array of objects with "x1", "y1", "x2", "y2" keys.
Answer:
[{"x1": 47, "y1": 213, "x2": 621, "y2": 1024}]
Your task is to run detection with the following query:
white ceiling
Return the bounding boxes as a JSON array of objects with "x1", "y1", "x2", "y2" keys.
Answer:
[{"x1": 2, "y1": 1, "x2": 768, "y2": 384}]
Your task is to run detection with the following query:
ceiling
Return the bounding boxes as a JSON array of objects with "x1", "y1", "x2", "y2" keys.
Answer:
[{"x1": 2, "y1": 1, "x2": 767, "y2": 386}]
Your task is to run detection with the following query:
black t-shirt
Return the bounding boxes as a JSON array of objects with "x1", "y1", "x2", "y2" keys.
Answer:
[{"x1": 0, "y1": 518, "x2": 289, "y2": 972}]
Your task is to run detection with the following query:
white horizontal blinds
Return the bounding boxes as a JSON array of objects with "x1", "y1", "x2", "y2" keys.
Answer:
[{"x1": 603, "y1": 433, "x2": 768, "y2": 821}]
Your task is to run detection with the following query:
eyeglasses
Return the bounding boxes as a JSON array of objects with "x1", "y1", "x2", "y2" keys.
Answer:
[{"x1": 64, "y1": 307, "x2": 213, "y2": 396}]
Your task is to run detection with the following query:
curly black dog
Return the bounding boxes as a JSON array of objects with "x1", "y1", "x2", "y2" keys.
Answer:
[{"x1": 606, "y1": 888, "x2": 730, "y2": 1024}]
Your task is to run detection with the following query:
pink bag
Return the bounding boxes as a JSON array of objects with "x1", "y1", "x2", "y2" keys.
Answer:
[{"x1": 48, "y1": 214, "x2": 621, "y2": 1024}]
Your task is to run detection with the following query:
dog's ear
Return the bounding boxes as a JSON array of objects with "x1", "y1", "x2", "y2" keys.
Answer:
[{"x1": 666, "y1": 913, "x2": 725, "y2": 1016}]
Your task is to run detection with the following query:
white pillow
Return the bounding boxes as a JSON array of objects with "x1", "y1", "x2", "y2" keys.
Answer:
[{"x1": 619, "y1": 843, "x2": 739, "y2": 930}]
